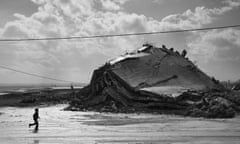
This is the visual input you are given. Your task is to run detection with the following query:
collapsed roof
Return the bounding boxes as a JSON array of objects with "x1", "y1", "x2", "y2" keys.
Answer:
[
  {"x1": 71, "y1": 44, "x2": 220, "y2": 113},
  {"x1": 108, "y1": 44, "x2": 218, "y2": 96}
]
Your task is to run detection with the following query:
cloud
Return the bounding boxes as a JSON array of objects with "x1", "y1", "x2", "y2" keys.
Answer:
[
  {"x1": 152, "y1": 0, "x2": 164, "y2": 5},
  {"x1": 0, "y1": 0, "x2": 148, "y2": 82},
  {"x1": 185, "y1": 0, "x2": 240, "y2": 63},
  {"x1": 31, "y1": 0, "x2": 46, "y2": 5},
  {"x1": 223, "y1": 0, "x2": 240, "y2": 7},
  {"x1": 0, "y1": 0, "x2": 239, "y2": 83},
  {"x1": 100, "y1": 0, "x2": 130, "y2": 11},
  {"x1": 188, "y1": 29, "x2": 240, "y2": 62},
  {"x1": 161, "y1": 2, "x2": 238, "y2": 30}
]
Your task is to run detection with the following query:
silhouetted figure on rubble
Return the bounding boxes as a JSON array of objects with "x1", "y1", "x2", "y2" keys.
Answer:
[
  {"x1": 71, "y1": 84, "x2": 74, "y2": 90},
  {"x1": 181, "y1": 49, "x2": 187, "y2": 57},
  {"x1": 175, "y1": 51, "x2": 180, "y2": 55},
  {"x1": 162, "y1": 45, "x2": 166, "y2": 49},
  {"x1": 29, "y1": 108, "x2": 40, "y2": 130}
]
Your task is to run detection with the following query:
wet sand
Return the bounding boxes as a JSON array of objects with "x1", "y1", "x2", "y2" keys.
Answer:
[{"x1": 0, "y1": 105, "x2": 240, "y2": 144}]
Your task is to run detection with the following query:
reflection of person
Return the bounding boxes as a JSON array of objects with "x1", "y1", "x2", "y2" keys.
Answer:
[
  {"x1": 29, "y1": 108, "x2": 40, "y2": 130},
  {"x1": 33, "y1": 140, "x2": 40, "y2": 144}
]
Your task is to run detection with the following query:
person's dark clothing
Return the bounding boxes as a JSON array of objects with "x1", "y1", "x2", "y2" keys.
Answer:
[
  {"x1": 33, "y1": 112, "x2": 39, "y2": 120},
  {"x1": 181, "y1": 49, "x2": 187, "y2": 57},
  {"x1": 29, "y1": 111, "x2": 39, "y2": 129},
  {"x1": 71, "y1": 85, "x2": 74, "y2": 90}
]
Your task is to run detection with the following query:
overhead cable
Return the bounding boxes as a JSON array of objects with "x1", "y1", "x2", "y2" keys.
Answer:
[
  {"x1": 0, "y1": 24, "x2": 239, "y2": 42},
  {"x1": 0, "y1": 65, "x2": 77, "y2": 83}
]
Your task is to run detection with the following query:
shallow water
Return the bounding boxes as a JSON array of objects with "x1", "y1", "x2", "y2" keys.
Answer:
[{"x1": 0, "y1": 105, "x2": 240, "y2": 144}]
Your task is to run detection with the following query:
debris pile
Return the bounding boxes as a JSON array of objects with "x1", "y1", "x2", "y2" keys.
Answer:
[
  {"x1": 67, "y1": 44, "x2": 240, "y2": 118},
  {"x1": 184, "y1": 90, "x2": 239, "y2": 118}
]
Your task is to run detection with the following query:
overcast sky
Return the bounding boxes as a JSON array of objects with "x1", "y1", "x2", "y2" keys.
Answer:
[{"x1": 0, "y1": 0, "x2": 240, "y2": 84}]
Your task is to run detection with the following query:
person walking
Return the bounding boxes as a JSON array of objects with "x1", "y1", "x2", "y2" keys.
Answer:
[{"x1": 29, "y1": 108, "x2": 40, "y2": 130}]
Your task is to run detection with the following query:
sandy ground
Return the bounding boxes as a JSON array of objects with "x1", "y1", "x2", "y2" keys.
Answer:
[{"x1": 0, "y1": 105, "x2": 240, "y2": 144}]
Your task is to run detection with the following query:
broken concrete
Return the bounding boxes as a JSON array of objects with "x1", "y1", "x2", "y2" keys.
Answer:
[{"x1": 68, "y1": 44, "x2": 239, "y2": 118}]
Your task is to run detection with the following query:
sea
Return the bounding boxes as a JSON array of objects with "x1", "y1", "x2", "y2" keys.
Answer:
[{"x1": 0, "y1": 83, "x2": 85, "y2": 95}]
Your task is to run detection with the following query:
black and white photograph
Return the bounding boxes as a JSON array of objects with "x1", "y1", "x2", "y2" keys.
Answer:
[{"x1": 0, "y1": 0, "x2": 240, "y2": 143}]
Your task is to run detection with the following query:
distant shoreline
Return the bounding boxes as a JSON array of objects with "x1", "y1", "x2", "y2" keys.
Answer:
[
  {"x1": 0, "y1": 87, "x2": 82, "y2": 107},
  {"x1": 0, "y1": 86, "x2": 83, "y2": 93},
  {"x1": 0, "y1": 93, "x2": 8, "y2": 96}
]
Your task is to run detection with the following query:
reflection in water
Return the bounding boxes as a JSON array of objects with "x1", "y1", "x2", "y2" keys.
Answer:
[
  {"x1": 30, "y1": 128, "x2": 39, "y2": 144},
  {"x1": 28, "y1": 140, "x2": 39, "y2": 144},
  {"x1": 32, "y1": 127, "x2": 38, "y2": 133},
  {"x1": 1, "y1": 105, "x2": 239, "y2": 144},
  {"x1": 33, "y1": 140, "x2": 39, "y2": 144}
]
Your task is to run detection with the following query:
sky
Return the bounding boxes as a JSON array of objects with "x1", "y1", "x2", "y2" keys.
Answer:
[{"x1": 0, "y1": 0, "x2": 240, "y2": 84}]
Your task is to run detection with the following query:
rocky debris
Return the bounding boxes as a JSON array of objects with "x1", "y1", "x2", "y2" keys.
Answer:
[
  {"x1": 186, "y1": 98, "x2": 235, "y2": 118},
  {"x1": 67, "y1": 63, "x2": 188, "y2": 113},
  {"x1": 185, "y1": 91, "x2": 238, "y2": 118},
  {"x1": 21, "y1": 97, "x2": 37, "y2": 104},
  {"x1": 232, "y1": 83, "x2": 240, "y2": 91},
  {"x1": 18, "y1": 89, "x2": 77, "y2": 106},
  {"x1": 68, "y1": 44, "x2": 239, "y2": 118}
]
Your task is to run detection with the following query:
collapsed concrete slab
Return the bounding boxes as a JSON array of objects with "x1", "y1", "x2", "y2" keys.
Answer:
[
  {"x1": 68, "y1": 44, "x2": 239, "y2": 118},
  {"x1": 110, "y1": 44, "x2": 218, "y2": 96}
]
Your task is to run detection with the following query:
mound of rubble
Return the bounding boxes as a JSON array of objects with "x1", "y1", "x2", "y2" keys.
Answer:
[{"x1": 67, "y1": 44, "x2": 240, "y2": 118}]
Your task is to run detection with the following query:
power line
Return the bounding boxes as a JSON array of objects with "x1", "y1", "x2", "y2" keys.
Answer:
[
  {"x1": 0, "y1": 65, "x2": 76, "y2": 83},
  {"x1": 0, "y1": 24, "x2": 240, "y2": 42}
]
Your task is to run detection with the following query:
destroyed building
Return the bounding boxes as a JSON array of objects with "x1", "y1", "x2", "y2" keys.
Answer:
[{"x1": 68, "y1": 44, "x2": 239, "y2": 118}]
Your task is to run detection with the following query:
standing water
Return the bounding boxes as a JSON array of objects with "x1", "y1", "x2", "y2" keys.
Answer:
[{"x1": 0, "y1": 105, "x2": 240, "y2": 144}]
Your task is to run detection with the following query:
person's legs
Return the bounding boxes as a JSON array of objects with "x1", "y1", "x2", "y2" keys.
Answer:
[
  {"x1": 29, "y1": 123, "x2": 35, "y2": 127},
  {"x1": 29, "y1": 119, "x2": 38, "y2": 128},
  {"x1": 35, "y1": 120, "x2": 39, "y2": 130}
]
